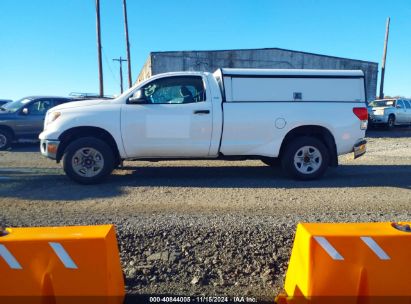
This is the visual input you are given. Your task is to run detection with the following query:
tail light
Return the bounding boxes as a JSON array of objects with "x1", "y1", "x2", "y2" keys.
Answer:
[
  {"x1": 353, "y1": 107, "x2": 368, "y2": 120},
  {"x1": 353, "y1": 107, "x2": 368, "y2": 130}
]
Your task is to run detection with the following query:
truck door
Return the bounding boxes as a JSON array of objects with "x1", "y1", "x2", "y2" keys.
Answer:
[
  {"x1": 403, "y1": 100, "x2": 411, "y2": 123},
  {"x1": 121, "y1": 75, "x2": 213, "y2": 158},
  {"x1": 396, "y1": 100, "x2": 407, "y2": 124},
  {"x1": 16, "y1": 98, "x2": 56, "y2": 138}
]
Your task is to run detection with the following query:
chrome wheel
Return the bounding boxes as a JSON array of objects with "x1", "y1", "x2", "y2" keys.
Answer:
[
  {"x1": 71, "y1": 147, "x2": 105, "y2": 178},
  {"x1": 0, "y1": 134, "x2": 7, "y2": 149},
  {"x1": 293, "y1": 145, "x2": 322, "y2": 174}
]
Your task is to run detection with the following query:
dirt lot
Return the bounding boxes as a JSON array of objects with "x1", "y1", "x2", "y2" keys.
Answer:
[{"x1": 1, "y1": 128, "x2": 410, "y2": 302}]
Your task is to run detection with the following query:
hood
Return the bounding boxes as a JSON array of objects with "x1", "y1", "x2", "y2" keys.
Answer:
[
  {"x1": 371, "y1": 106, "x2": 393, "y2": 111},
  {"x1": 51, "y1": 99, "x2": 110, "y2": 111},
  {"x1": 0, "y1": 110, "x2": 15, "y2": 118}
]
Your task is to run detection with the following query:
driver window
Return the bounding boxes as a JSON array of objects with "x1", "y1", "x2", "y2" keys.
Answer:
[
  {"x1": 140, "y1": 76, "x2": 206, "y2": 104},
  {"x1": 27, "y1": 100, "x2": 53, "y2": 115}
]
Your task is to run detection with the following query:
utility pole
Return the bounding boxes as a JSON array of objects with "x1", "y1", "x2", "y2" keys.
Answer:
[
  {"x1": 122, "y1": 0, "x2": 133, "y2": 88},
  {"x1": 379, "y1": 17, "x2": 390, "y2": 99},
  {"x1": 113, "y1": 57, "x2": 127, "y2": 93},
  {"x1": 96, "y1": 0, "x2": 104, "y2": 97}
]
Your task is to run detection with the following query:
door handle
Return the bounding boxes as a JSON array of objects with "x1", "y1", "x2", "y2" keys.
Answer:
[{"x1": 193, "y1": 110, "x2": 210, "y2": 115}]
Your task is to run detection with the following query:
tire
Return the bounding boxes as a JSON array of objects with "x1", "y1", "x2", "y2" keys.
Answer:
[
  {"x1": 63, "y1": 137, "x2": 115, "y2": 184},
  {"x1": 261, "y1": 157, "x2": 279, "y2": 167},
  {"x1": 281, "y1": 136, "x2": 329, "y2": 180},
  {"x1": 387, "y1": 115, "x2": 395, "y2": 129},
  {"x1": 0, "y1": 129, "x2": 12, "y2": 151}
]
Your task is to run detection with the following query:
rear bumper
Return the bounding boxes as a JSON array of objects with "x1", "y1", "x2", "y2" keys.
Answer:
[
  {"x1": 40, "y1": 139, "x2": 60, "y2": 160},
  {"x1": 353, "y1": 139, "x2": 367, "y2": 159}
]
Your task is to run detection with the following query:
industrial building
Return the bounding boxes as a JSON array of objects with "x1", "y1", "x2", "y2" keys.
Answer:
[{"x1": 136, "y1": 47, "x2": 378, "y2": 101}]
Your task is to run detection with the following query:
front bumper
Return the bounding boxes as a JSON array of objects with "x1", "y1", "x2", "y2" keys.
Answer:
[
  {"x1": 368, "y1": 113, "x2": 388, "y2": 124},
  {"x1": 353, "y1": 139, "x2": 367, "y2": 159},
  {"x1": 40, "y1": 139, "x2": 60, "y2": 160}
]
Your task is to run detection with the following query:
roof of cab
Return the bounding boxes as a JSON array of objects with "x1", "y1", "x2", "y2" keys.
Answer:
[{"x1": 220, "y1": 68, "x2": 364, "y2": 77}]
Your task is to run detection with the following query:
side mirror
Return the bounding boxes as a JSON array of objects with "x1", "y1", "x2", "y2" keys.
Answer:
[
  {"x1": 128, "y1": 90, "x2": 148, "y2": 104},
  {"x1": 396, "y1": 105, "x2": 402, "y2": 109},
  {"x1": 21, "y1": 108, "x2": 29, "y2": 115}
]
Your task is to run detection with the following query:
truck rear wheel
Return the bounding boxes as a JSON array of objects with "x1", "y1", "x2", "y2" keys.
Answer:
[
  {"x1": 63, "y1": 137, "x2": 115, "y2": 184},
  {"x1": 281, "y1": 136, "x2": 329, "y2": 180},
  {"x1": 0, "y1": 129, "x2": 12, "y2": 151}
]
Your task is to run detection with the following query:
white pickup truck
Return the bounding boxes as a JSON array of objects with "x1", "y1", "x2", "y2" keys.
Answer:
[{"x1": 40, "y1": 68, "x2": 368, "y2": 184}]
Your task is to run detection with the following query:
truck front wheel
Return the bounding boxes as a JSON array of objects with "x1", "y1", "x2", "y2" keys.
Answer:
[
  {"x1": 387, "y1": 115, "x2": 395, "y2": 129},
  {"x1": 281, "y1": 136, "x2": 329, "y2": 180},
  {"x1": 63, "y1": 137, "x2": 115, "y2": 184}
]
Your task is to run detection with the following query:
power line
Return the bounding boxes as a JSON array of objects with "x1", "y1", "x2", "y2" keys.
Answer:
[{"x1": 102, "y1": 47, "x2": 120, "y2": 86}]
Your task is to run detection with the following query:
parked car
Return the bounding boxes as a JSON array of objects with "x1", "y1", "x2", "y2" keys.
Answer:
[
  {"x1": 0, "y1": 99, "x2": 12, "y2": 106},
  {"x1": 368, "y1": 98, "x2": 411, "y2": 128},
  {"x1": 0, "y1": 96, "x2": 74, "y2": 150},
  {"x1": 40, "y1": 68, "x2": 368, "y2": 184}
]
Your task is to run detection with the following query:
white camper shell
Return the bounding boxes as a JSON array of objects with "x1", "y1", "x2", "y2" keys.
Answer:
[{"x1": 214, "y1": 68, "x2": 366, "y2": 103}]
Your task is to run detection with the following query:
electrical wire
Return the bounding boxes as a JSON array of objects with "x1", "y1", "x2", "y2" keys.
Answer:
[{"x1": 102, "y1": 47, "x2": 121, "y2": 86}]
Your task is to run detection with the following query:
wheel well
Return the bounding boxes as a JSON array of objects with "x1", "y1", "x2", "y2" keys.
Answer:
[
  {"x1": 0, "y1": 125, "x2": 15, "y2": 139},
  {"x1": 57, "y1": 126, "x2": 120, "y2": 164},
  {"x1": 279, "y1": 125, "x2": 338, "y2": 167}
]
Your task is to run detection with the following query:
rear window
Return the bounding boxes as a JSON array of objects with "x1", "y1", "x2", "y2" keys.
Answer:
[{"x1": 54, "y1": 99, "x2": 71, "y2": 106}]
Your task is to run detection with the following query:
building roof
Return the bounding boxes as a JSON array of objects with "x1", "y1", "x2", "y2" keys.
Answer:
[{"x1": 150, "y1": 47, "x2": 378, "y2": 65}]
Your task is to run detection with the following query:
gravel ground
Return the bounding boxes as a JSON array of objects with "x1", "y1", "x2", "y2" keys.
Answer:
[{"x1": 0, "y1": 128, "x2": 410, "y2": 302}]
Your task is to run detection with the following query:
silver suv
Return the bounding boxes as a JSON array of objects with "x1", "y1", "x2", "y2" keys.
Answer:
[{"x1": 368, "y1": 99, "x2": 411, "y2": 128}]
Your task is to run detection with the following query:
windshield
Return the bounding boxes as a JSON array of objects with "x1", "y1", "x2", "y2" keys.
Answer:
[
  {"x1": 370, "y1": 100, "x2": 395, "y2": 107},
  {"x1": 0, "y1": 98, "x2": 32, "y2": 112},
  {"x1": 369, "y1": 100, "x2": 395, "y2": 107},
  {"x1": 118, "y1": 83, "x2": 138, "y2": 99}
]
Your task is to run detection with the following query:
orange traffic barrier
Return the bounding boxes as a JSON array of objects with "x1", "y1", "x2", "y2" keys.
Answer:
[
  {"x1": 276, "y1": 222, "x2": 411, "y2": 304},
  {"x1": 0, "y1": 224, "x2": 124, "y2": 304}
]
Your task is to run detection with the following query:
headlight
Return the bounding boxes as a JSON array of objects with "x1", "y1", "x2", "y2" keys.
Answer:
[{"x1": 45, "y1": 111, "x2": 61, "y2": 128}]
